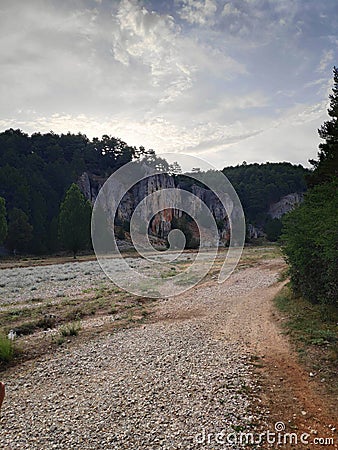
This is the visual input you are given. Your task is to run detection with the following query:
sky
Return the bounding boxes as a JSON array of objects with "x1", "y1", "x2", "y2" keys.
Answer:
[{"x1": 0, "y1": 0, "x2": 337, "y2": 169}]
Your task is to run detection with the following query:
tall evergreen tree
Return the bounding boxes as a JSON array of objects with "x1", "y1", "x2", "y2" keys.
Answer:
[
  {"x1": 0, "y1": 197, "x2": 7, "y2": 245},
  {"x1": 308, "y1": 66, "x2": 338, "y2": 186},
  {"x1": 6, "y1": 208, "x2": 33, "y2": 253},
  {"x1": 282, "y1": 67, "x2": 338, "y2": 305},
  {"x1": 58, "y1": 184, "x2": 92, "y2": 258}
]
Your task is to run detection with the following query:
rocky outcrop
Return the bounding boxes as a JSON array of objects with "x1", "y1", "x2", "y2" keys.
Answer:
[
  {"x1": 268, "y1": 192, "x2": 304, "y2": 219},
  {"x1": 77, "y1": 172, "x2": 92, "y2": 203},
  {"x1": 77, "y1": 172, "x2": 105, "y2": 204},
  {"x1": 80, "y1": 170, "x2": 304, "y2": 244},
  {"x1": 79, "y1": 171, "x2": 231, "y2": 244},
  {"x1": 246, "y1": 192, "x2": 304, "y2": 240},
  {"x1": 247, "y1": 224, "x2": 265, "y2": 240}
]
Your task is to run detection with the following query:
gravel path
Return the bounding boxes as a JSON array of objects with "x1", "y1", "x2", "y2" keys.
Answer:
[{"x1": 0, "y1": 261, "x2": 281, "y2": 449}]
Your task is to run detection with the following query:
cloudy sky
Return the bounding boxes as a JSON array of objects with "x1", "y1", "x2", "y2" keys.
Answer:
[{"x1": 0, "y1": 0, "x2": 337, "y2": 168}]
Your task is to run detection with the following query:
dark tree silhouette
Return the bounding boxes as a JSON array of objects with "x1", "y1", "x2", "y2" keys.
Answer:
[
  {"x1": 0, "y1": 197, "x2": 7, "y2": 245},
  {"x1": 309, "y1": 66, "x2": 338, "y2": 185},
  {"x1": 58, "y1": 184, "x2": 92, "y2": 258},
  {"x1": 6, "y1": 208, "x2": 33, "y2": 253}
]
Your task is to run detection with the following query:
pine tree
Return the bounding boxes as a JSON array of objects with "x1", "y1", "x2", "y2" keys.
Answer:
[
  {"x1": 58, "y1": 184, "x2": 92, "y2": 258},
  {"x1": 0, "y1": 197, "x2": 7, "y2": 245},
  {"x1": 282, "y1": 67, "x2": 338, "y2": 305},
  {"x1": 308, "y1": 66, "x2": 338, "y2": 185},
  {"x1": 6, "y1": 208, "x2": 33, "y2": 253}
]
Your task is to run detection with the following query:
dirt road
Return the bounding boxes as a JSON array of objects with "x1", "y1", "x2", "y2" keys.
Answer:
[{"x1": 0, "y1": 258, "x2": 336, "y2": 449}]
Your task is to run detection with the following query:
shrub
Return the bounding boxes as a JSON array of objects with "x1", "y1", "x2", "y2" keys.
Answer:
[
  {"x1": 282, "y1": 180, "x2": 337, "y2": 305},
  {"x1": 265, "y1": 217, "x2": 282, "y2": 242},
  {"x1": 0, "y1": 334, "x2": 14, "y2": 363},
  {"x1": 60, "y1": 321, "x2": 81, "y2": 337}
]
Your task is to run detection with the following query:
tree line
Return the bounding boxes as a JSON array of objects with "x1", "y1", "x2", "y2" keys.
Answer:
[
  {"x1": 0, "y1": 131, "x2": 153, "y2": 254},
  {"x1": 282, "y1": 66, "x2": 338, "y2": 306},
  {"x1": 0, "y1": 122, "x2": 311, "y2": 256},
  {"x1": 0, "y1": 127, "x2": 310, "y2": 255}
]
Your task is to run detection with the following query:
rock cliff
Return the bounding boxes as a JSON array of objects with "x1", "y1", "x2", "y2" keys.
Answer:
[
  {"x1": 78, "y1": 171, "x2": 304, "y2": 243},
  {"x1": 78, "y1": 171, "x2": 231, "y2": 244},
  {"x1": 268, "y1": 192, "x2": 304, "y2": 219}
]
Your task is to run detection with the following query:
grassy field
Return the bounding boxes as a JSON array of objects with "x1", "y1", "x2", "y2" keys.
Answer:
[{"x1": 0, "y1": 245, "x2": 282, "y2": 369}]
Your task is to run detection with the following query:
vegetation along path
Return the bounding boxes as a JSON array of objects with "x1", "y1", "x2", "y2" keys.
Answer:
[{"x1": 0, "y1": 253, "x2": 336, "y2": 449}]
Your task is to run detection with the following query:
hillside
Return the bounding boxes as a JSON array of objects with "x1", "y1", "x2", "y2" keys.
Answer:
[{"x1": 0, "y1": 129, "x2": 309, "y2": 254}]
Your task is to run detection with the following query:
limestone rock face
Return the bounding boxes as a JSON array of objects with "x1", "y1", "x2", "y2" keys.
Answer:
[
  {"x1": 79, "y1": 171, "x2": 304, "y2": 243},
  {"x1": 247, "y1": 223, "x2": 264, "y2": 240},
  {"x1": 131, "y1": 173, "x2": 178, "y2": 237},
  {"x1": 77, "y1": 173, "x2": 104, "y2": 204},
  {"x1": 77, "y1": 172, "x2": 92, "y2": 202},
  {"x1": 191, "y1": 185, "x2": 228, "y2": 221},
  {"x1": 79, "y1": 171, "x2": 231, "y2": 244},
  {"x1": 268, "y1": 192, "x2": 304, "y2": 219}
]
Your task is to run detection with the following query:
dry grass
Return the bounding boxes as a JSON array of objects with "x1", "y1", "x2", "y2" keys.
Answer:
[{"x1": 0, "y1": 245, "x2": 282, "y2": 370}]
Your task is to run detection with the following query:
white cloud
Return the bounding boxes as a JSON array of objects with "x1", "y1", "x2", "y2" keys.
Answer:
[
  {"x1": 111, "y1": 0, "x2": 245, "y2": 105},
  {"x1": 0, "y1": 91, "x2": 326, "y2": 168},
  {"x1": 222, "y1": 3, "x2": 241, "y2": 17},
  {"x1": 223, "y1": 92, "x2": 269, "y2": 110},
  {"x1": 112, "y1": 0, "x2": 193, "y2": 102},
  {"x1": 317, "y1": 49, "x2": 334, "y2": 74},
  {"x1": 0, "y1": 0, "x2": 335, "y2": 170},
  {"x1": 177, "y1": 0, "x2": 217, "y2": 26},
  {"x1": 217, "y1": 0, "x2": 305, "y2": 46}
]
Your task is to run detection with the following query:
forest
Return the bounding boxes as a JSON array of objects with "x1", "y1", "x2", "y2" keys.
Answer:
[
  {"x1": 0, "y1": 128, "x2": 309, "y2": 255},
  {"x1": 0, "y1": 131, "x2": 151, "y2": 253},
  {"x1": 222, "y1": 162, "x2": 307, "y2": 222}
]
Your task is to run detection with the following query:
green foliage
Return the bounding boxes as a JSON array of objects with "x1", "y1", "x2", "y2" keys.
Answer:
[
  {"x1": 141, "y1": 151, "x2": 169, "y2": 172},
  {"x1": 282, "y1": 180, "x2": 338, "y2": 305},
  {"x1": 308, "y1": 66, "x2": 338, "y2": 186},
  {"x1": 179, "y1": 162, "x2": 307, "y2": 238},
  {"x1": 282, "y1": 69, "x2": 338, "y2": 306},
  {"x1": 92, "y1": 203, "x2": 115, "y2": 254},
  {"x1": 168, "y1": 161, "x2": 182, "y2": 175},
  {"x1": 274, "y1": 288, "x2": 337, "y2": 340},
  {"x1": 6, "y1": 207, "x2": 33, "y2": 252},
  {"x1": 274, "y1": 287, "x2": 337, "y2": 388},
  {"x1": 0, "y1": 197, "x2": 7, "y2": 245},
  {"x1": 59, "y1": 321, "x2": 81, "y2": 337},
  {"x1": 265, "y1": 217, "x2": 282, "y2": 242},
  {"x1": 222, "y1": 162, "x2": 308, "y2": 223},
  {"x1": 58, "y1": 184, "x2": 92, "y2": 257},
  {"x1": 0, "y1": 129, "x2": 150, "y2": 254},
  {"x1": 0, "y1": 334, "x2": 14, "y2": 362},
  {"x1": 0, "y1": 128, "x2": 309, "y2": 255}
]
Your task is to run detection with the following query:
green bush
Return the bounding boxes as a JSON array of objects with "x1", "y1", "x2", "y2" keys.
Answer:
[
  {"x1": 282, "y1": 179, "x2": 337, "y2": 305},
  {"x1": 60, "y1": 321, "x2": 81, "y2": 337},
  {"x1": 265, "y1": 217, "x2": 282, "y2": 242},
  {"x1": 0, "y1": 334, "x2": 14, "y2": 362}
]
